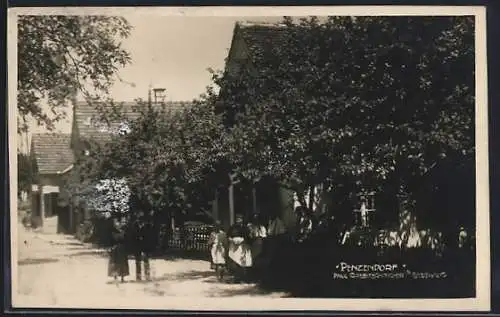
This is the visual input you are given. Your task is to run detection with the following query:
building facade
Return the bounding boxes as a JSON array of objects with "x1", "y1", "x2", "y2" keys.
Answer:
[{"x1": 30, "y1": 133, "x2": 74, "y2": 233}]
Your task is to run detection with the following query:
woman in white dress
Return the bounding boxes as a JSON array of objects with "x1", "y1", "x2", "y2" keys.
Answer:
[
  {"x1": 227, "y1": 214, "x2": 252, "y2": 283},
  {"x1": 208, "y1": 220, "x2": 228, "y2": 280}
]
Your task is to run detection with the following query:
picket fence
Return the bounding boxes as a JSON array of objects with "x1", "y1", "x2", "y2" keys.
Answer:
[{"x1": 163, "y1": 225, "x2": 213, "y2": 253}]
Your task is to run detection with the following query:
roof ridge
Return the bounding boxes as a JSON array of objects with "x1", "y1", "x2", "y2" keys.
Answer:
[
  {"x1": 238, "y1": 21, "x2": 287, "y2": 28},
  {"x1": 32, "y1": 132, "x2": 71, "y2": 137},
  {"x1": 74, "y1": 100, "x2": 193, "y2": 105}
]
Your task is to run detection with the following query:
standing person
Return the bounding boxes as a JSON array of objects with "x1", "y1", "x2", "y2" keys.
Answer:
[
  {"x1": 227, "y1": 214, "x2": 253, "y2": 283},
  {"x1": 208, "y1": 226, "x2": 217, "y2": 270},
  {"x1": 135, "y1": 219, "x2": 155, "y2": 282},
  {"x1": 127, "y1": 208, "x2": 155, "y2": 282},
  {"x1": 268, "y1": 213, "x2": 286, "y2": 237},
  {"x1": 249, "y1": 214, "x2": 267, "y2": 260},
  {"x1": 108, "y1": 217, "x2": 130, "y2": 283},
  {"x1": 249, "y1": 214, "x2": 267, "y2": 280},
  {"x1": 295, "y1": 206, "x2": 317, "y2": 289},
  {"x1": 208, "y1": 220, "x2": 228, "y2": 280},
  {"x1": 260, "y1": 213, "x2": 287, "y2": 286}
]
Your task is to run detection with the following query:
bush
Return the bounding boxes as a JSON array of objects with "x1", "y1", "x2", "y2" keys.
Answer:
[
  {"x1": 76, "y1": 220, "x2": 95, "y2": 243},
  {"x1": 30, "y1": 215, "x2": 43, "y2": 229}
]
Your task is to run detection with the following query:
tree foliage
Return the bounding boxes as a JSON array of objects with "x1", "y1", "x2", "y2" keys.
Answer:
[
  {"x1": 70, "y1": 98, "x2": 228, "y2": 231},
  {"x1": 213, "y1": 16, "x2": 475, "y2": 212},
  {"x1": 17, "y1": 15, "x2": 132, "y2": 132},
  {"x1": 17, "y1": 152, "x2": 34, "y2": 197},
  {"x1": 70, "y1": 16, "x2": 475, "y2": 236}
]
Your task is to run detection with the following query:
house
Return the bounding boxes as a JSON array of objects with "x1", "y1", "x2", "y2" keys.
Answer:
[
  {"x1": 217, "y1": 21, "x2": 384, "y2": 231},
  {"x1": 30, "y1": 100, "x2": 193, "y2": 234},
  {"x1": 68, "y1": 99, "x2": 194, "y2": 221},
  {"x1": 30, "y1": 133, "x2": 74, "y2": 233},
  {"x1": 70, "y1": 100, "x2": 191, "y2": 155},
  {"x1": 214, "y1": 21, "x2": 297, "y2": 230},
  {"x1": 220, "y1": 22, "x2": 476, "y2": 248}
]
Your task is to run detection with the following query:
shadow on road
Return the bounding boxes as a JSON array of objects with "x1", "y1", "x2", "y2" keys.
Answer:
[
  {"x1": 208, "y1": 284, "x2": 278, "y2": 297},
  {"x1": 18, "y1": 258, "x2": 59, "y2": 266},
  {"x1": 154, "y1": 269, "x2": 214, "y2": 283},
  {"x1": 48, "y1": 241, "x2": 85, "y2": 247},
  {"x1": 67, "y1": 250, "x2": 108, "y2": 257},
  {"x1": 154, "y1": 251, "x2": 210, "y2": 261}
]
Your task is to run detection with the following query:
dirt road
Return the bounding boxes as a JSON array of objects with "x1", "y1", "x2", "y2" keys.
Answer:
[{"x1": 14, "y1": 225, "x2": 289, "y2": 309}]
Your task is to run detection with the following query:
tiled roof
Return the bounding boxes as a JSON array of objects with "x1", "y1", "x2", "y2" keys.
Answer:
[
  {"x1": 237, "y1": 22, "x2": 289, "y2": 61},
  {"x1": 74, "y1": 101, "x2": 193, "y2": 143},
  {"x1": 32, "y1": 133, "x2": 74, "y2": 175}
]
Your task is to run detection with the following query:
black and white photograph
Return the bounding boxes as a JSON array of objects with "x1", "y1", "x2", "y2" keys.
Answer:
[{"x1": 8, "y1": 6, "x2": 489, "y2": 311}]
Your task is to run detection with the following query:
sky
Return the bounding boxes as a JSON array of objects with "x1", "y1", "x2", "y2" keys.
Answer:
[{"x1": 26, "y1": 15, "x2": 282, "y2": 138}]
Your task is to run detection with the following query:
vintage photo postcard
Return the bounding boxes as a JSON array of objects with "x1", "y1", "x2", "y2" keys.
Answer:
[{"x1": 8, "y1": 5, "x2": 490, "y2": 312}]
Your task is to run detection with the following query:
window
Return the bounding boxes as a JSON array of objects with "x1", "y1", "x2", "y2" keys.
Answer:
[{"x1": 353, "y1": 191, "x2": 376, "y2": 227}]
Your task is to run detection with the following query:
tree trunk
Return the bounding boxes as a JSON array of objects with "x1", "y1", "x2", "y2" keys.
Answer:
[
  {"x1": 229, "y1": 182, "x2": 234, "y2": 226},
  {"x1": 252, "y1": 186, "x2": 257, "y2": 215},
  {"x1": 213, "y1": 188, "x2": 219, "y2": 221}
]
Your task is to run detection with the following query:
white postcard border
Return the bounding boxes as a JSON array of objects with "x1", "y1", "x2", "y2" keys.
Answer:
[{"x1": 8, "y1": 5, "x2": 490, "y2": 311}]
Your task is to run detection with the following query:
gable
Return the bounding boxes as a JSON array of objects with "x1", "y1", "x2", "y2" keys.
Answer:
[
  {"x1": 230, "y1": 22, "x2": 289, "y2": 66},
  {"x1": 226, "y1": 25, "x2": 251, "y2": 77},
  {"x1": 238, "y1": 22, "x2": 288, "y2": 57},
  {"x1": 32, "y1": 133, "x2": 74, "y2": 175},
  {"x1": 224, "y1": 22, "x2": 290, "y2": 81}
]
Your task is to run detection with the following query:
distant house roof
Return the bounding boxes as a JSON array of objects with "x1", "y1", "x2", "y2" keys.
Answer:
[
  {"x1": 74, "y1": 101, "x2": 193, "y2": 143},
  {"x1": 32, "y1": 133, "x2": 74, "y2": 175}
]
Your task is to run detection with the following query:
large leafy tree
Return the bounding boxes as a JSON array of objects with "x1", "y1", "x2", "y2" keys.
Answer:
[
  {"x1": 17, "y1": 15, "x2": 132, "y2": 132},
  {"x1": 213, "y1": 16, "x2": 474, "y2": 228},
  {"x1": 69, "y1": 15, "x2": 475, "y2": 247},
  {"x1": 71, "y1": 97, "x2": 228, "y2": 242}
]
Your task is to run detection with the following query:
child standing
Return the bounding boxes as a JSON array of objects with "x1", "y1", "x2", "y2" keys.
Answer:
[{"x1": 208, "y1": 221, "x2": 228, "y2": 281}]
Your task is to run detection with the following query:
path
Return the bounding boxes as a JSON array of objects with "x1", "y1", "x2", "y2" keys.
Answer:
[{"x1": 14, "y1": 225, "x2": 289, "y2": 309}]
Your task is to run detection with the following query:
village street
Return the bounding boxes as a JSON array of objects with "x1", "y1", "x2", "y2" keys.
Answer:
[{"x1": 14, "y1": 224, "x2": 289, "y2": 309}]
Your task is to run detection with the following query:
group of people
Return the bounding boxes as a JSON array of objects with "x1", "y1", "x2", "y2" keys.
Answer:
[
  {"x1": 208, "y1": 213, "x2": 287, "y2": 283},
  {"x1": 106, "y1": 216, "x2": 155, "y2": 284}
]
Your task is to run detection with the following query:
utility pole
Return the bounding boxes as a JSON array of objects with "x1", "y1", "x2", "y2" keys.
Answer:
[{"x1": 148, "y1": 84, "x2": 153, "y2": 107}]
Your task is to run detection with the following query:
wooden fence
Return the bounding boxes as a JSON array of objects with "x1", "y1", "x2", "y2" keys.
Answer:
[{"x1": 163, "y1": 225, "x2": 213, "y2": 253}]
